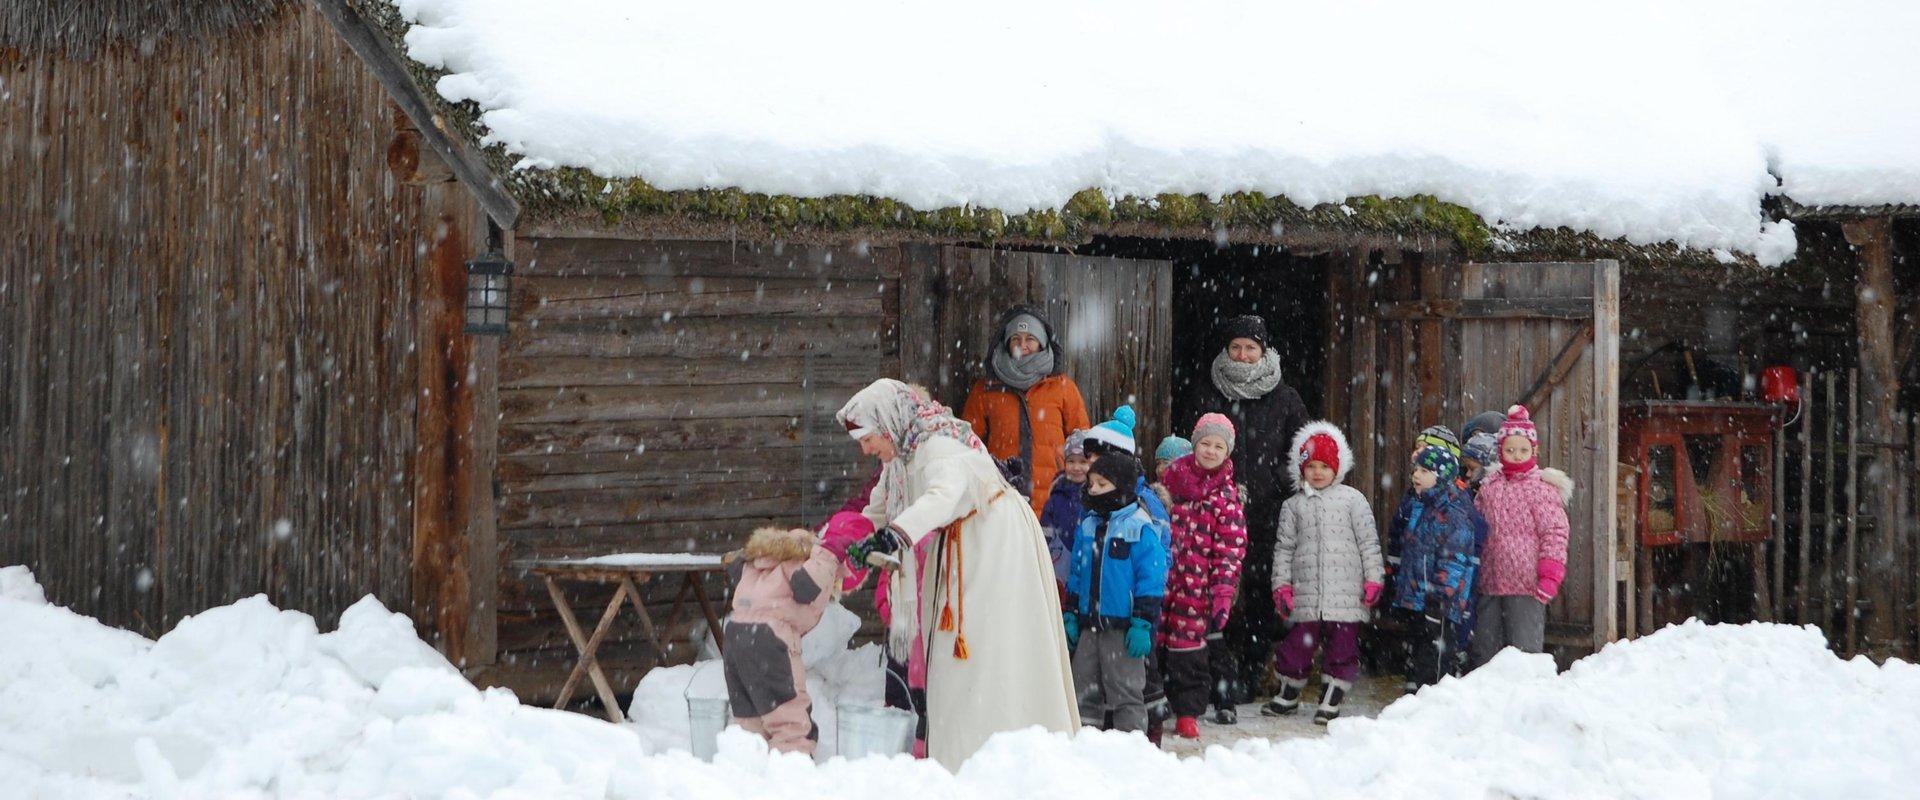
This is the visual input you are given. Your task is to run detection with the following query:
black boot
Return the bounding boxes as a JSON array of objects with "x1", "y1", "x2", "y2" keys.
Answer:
[
  {"x1": 1313, "y1": 678, "x2": 1351, "y2": 725},
  {"x1": 1262, "y1": 676, "x2": 1305, "y2": 716},
  {"x1": 1146, "y1": 699, "x2": 1171, "y2": 747},
  {"x1": 1210, "y1": 678, "x2": 1238, "y2": 724}
]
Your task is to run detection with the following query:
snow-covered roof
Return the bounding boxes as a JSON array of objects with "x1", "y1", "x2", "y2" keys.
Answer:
[{"x1": 389, "y1": 0, "x2": 1920, "y2": 264}]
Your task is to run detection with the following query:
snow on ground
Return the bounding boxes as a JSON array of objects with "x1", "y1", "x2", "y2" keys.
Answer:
[
  {"x1": 390, "y1": 0, "x2": 1920, "y2": 263},
  {"x1": 7, "y1": 565, "x2": 1920, "y2": 798},
  {"x1": 552, "y1": 552, "x2": 726, "y2": 568}
]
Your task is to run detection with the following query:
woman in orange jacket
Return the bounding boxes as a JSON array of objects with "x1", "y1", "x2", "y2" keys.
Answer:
[{"x1": 960, "y1": 305, "x2": 1091, "y2": 513}]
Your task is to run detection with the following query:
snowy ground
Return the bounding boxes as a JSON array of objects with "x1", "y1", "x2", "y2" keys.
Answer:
[
  {"x1": 1161, "y1": 676, "x2": 1402, "y2": 759},
  {"x1": 7, "y1": 563, "x2": 1920, "y2": 799}
]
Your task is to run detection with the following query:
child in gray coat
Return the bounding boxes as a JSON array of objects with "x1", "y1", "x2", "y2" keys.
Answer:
[{"x1": 1263, "y1": 421, "x2": 1383, "y2": 724}]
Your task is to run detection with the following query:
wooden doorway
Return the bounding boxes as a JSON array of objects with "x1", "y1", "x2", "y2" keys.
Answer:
[
  {"x1": 1338, "y1": 254, "x2": 1622, "y2": 654},
  {"x1": 898, "y1": 245, "x2": 1176, "y2": 448}
]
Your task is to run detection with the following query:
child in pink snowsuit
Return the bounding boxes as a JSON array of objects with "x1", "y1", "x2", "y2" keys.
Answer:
[
  {"x1": 1469, "y1": 404, "x2": 1573, "y2": 668},
  {"x1": 724, "y1": 526, "x2": 847, "y2": 755}
]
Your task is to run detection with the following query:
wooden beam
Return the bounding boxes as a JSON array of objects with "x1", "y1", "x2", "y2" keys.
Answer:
[
  {"x1": 1590, "y1": 259, "x2": 1621, "y2": 648},
  {"x1": 1376, "y1": 297, "x2": 1594, "y2": 321},
  {"x1": 1516, "y1": 323, "x2": 1597, "y2": 411},
  {"x1": 1416, "y1": 252, "x2": 1447, "y2": 427},
  {"x1": 313, "y1": 0, "x2": 521, "y2": 228},
  {"x1": 1842, "y1": 216, "x2": 1901, "y2": 657}
]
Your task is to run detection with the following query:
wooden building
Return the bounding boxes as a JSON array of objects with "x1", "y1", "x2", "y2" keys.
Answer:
[{"x1": 5, "y1": 0, "x2": 1914, "y2": 707}]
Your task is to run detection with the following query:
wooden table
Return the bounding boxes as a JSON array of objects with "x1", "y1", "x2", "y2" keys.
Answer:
[{"x1": 519, "y1": 554, "x2": 729, "y2": 722}]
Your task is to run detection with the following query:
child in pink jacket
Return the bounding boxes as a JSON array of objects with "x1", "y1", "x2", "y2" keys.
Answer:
[
  {"x1": 724, "y1": 526, "x2": 847, "y2": 755},
  {"x1": 1469, "y1": 404, "x2": 1573, "y2": 668}
]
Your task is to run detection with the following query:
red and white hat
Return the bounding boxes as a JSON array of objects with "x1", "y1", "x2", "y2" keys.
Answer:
[
  {"x1": 1287, "y1": 420, "x2": 1354, "y2": 488},
  {"x1": 1499, "y1": 404, "x2": 1539, "y2": 444}
]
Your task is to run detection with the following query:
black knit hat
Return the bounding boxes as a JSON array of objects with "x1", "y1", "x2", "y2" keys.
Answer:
[
  {"x1": 1220, "y1": 315, "x2": 1269, "y2": 350},
  {"x1": 1087, "y1": 451, "x2": 1141, "y2": 491}
]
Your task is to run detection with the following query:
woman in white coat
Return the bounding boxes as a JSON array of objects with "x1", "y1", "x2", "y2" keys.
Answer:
[{"x1": 836, "y1": 379, "x2": 1078, "y2": 770}]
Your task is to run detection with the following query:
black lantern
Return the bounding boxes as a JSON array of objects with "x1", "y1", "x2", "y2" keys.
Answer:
[{"x1": 464, "y1": 250, "x2": 513, "y2": 335}]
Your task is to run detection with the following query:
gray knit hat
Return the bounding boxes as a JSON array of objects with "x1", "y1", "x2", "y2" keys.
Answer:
[{"x1": 1003, "y1": 313, "x2": 1049, "y2": 349}]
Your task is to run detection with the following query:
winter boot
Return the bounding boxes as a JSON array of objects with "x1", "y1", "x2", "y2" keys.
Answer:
[
  {"x1": 1145, "y1": 699, "x2": 1171, "y2": 747},
  {"x1": 1262, "y1": 677, "x2": 1306, "y2": 716},
  {"x1": 1210, "y1": 677, "x2": 1238, "y2": 724},
  {"x1": 1212, "y1": 703, "x2": 1238, "y2": 725},
  {"x1": 1174, "y1": 716, "x2": 1202, "y2": 739},
  {"x1": 1313, "y1": 678, "x2": 1352, "y2": 725}
]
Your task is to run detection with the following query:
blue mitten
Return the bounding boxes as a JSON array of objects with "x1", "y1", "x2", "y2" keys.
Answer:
[
  {"x1": 1063, "y1": 612, "x2": 1081, "y2": 650},
  {"x1": 1125, "y1": 617, "x2": 1153, "y2": 658}
]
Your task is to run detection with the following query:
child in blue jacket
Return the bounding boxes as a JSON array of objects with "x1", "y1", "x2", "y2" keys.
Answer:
[
  {"x1": 1063, "y1": 454, "x2": 1169, "y2": 734},
  {"x1": 1390, "y1": 445, "x2": 1485, "y2": 689},
  {"x1": 1040, "y1": 431, "x2": 1093, "y2": 586}
]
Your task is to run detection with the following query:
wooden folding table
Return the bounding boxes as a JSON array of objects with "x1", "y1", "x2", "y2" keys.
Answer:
[{"x1": 519, "y1": 554, "x2": 729, "y2": 722}]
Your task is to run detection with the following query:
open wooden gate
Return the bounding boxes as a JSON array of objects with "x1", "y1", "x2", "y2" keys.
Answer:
[
  {"x1": 897, "y1": 245, "x2": 1175, "y2": 449},
  {"x1": 1338, "y1": 254, "x2": 1621, "y2": 653}
]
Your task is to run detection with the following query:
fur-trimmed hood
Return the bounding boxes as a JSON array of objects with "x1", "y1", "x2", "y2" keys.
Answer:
[
  {"x1": 741, "y1": 526, "x2": 819, "y2": 565},
  {"x1": 1482, "y1": 465, "x2": 1576, "y2": 505},
  {"x1": 1287, "y1": 420, "x2": 1354, "y2": 493}
]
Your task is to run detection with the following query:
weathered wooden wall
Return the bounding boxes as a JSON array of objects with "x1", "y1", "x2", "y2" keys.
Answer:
[
  {"x1": 1340, "y1": 254, "x2": 1619, "y2": 654},
  {"x1": 0, "y1": 6, "x2": 478, "y2": 635},
  {"x1": 898, "y1": 245, "x2": 1176, "y2": 449},
  {"x1": 489, "y1": 235, "x2": 898, "y2": 687}
]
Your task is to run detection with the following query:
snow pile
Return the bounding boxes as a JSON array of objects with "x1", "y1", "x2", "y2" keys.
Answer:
[
  {"x1": 390, "y1": 0, "x2": 1920, "y2": 263},
  {"x1": 626, "y1": 603, "x2": 886, "y2": 758},
  {"x1": 9, "y1": 562, "x2": 1920, "y2": 798}
]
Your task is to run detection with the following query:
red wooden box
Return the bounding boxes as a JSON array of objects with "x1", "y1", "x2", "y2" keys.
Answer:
[{"x1": 1621, "y1": 402, "x2": 1781, "y2": 547}]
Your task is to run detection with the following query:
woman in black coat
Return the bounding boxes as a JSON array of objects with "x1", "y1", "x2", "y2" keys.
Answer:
[{"x1": 1184, "y1": 314, "x2": 1309, "y2": 721}]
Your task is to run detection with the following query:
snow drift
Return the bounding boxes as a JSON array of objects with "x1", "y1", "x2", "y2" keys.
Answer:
[
  {"x1": 388, "y1": 0, "x2": 1920, "y2": 264},
  {"x1": 5, "y1": 565, "x2": 1919, "y2": 798}
]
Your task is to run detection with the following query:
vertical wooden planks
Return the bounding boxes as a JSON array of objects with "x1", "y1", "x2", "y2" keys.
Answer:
[
  {"x1": 3, "y1": 5, "x2": 435, "y2": 635},
  {"x1": 1589, "y1": 260, "x2": 1621, "y2": 646}
]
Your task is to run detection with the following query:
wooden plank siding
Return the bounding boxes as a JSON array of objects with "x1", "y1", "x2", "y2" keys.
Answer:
[
  {"x1": 1, "y1": 6, "x2": 477, "y2": 636},
  {"x1": 898, "y1": 245, "x2": 1176, "y2": 449},
  {"x1": 492, "y1": 236, "x2": 899, "y2": 670}
]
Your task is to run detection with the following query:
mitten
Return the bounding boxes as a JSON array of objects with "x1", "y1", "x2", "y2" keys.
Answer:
[
  {"x1": 1063, "y1": 611, "x2": 1081, "y2": 650},
  {"x1": 1535, "y1": 558, "x2": 1566, "y2": 604},
  {"x1": 1209, "y1": 593, "x2": 1234, "y2": 632},
  {"x1": 846, "y1": 526, "x2": 902, "y2": 567},
  {"x1": 1362, "y1": 582, "x2": 1383, "y2": 607},
  {"x1": 1126, "y1": 617, "x2": 1154, "y2": 659},
  {"x1": 1273, "y1": 585, "x2": 1294, "y2": 614}
]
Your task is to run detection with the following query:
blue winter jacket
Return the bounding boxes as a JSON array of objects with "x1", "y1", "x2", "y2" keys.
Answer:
[
  {"x1": 1039, "y1": 476, "x2": 1086, "y2": 584},
  {"x1": 1389, "y1": 485, "x2": 1484, "y2": 627},
  {"x1": 1065, "y1": 502, "x2": 1169, "y2": 629},
  {"x1": 1134, "y1": 477, "x2": 1171, "y2": 546}
]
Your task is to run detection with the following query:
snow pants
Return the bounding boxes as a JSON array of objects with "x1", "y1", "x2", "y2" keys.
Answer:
[
  {"x1": 1402, "y1": 611, "x2": 1462, "y2": 688},
  {"x1": 1072, "y1": 629, "x2": 1146, "y2": 732},
  {"x1": 1469, "y1": 594, "x2": 1545, "y2": 668},
  {"x1": 1273, "y1": 620, "x2": 1361, "y2": 683},
  {"x1": 723, "y1": 621, "x2": 818, "y2": 755},
  {"x1": 1163, "y1": 636, "x2": 1237, "y2": 717}
]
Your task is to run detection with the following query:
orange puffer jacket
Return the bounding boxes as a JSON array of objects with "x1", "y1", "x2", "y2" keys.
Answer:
[{"x1": 961, "y1": 373, "x2": 1090, "y2": 514}]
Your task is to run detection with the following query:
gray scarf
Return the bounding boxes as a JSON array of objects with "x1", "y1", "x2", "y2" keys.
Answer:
[
  {"x1": 990, "y1": 346, "x2": 1055, "y2": 392},
  {"x1": 1211, "y1": 348, "x2": 1282, "y2": 400}
]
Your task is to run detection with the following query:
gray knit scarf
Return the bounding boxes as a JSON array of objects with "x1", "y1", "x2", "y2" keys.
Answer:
[
  {"x1": 1210, "y1": 348, "x2": 1282, "y2": 400},
  {"x1": 990, "y1": 346, "x2": 1055, "y2": 392}
]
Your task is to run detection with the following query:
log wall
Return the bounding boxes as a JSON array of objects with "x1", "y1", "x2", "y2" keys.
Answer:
[
  {"x1": 0, "y1": 7, "x2": 480, "y2": 635},
  {"x1": 491, "y1": 236, "x2": 899, "y2": 678}
]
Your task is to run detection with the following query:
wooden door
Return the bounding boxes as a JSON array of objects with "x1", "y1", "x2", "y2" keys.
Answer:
[
  {"x1": 1349, "y1": 256, "x2": 1621, "y2": 652},
  {"x1": 898, "y1": 246, "x2": 1175, "y2": 450}
]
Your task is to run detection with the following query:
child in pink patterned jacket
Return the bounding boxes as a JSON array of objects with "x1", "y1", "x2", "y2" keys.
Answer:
[
  {"x1": 1469, "y1": 404, "x2": 1574, "y2": 668},
  {"x1": 1158, "y1": 413, "x2": 1248, "y2": 738}
]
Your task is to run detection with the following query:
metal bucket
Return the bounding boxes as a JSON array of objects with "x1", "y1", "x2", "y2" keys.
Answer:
[
  {"x1": 836, "y1": 703, "x2": 917, "y2": 759},
  {"x1": 686, "y1": 695, "x2": 731, "y2": 761}
]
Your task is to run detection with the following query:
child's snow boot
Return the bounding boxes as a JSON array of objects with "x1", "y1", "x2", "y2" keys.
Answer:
[
  {"x1": 1174, "y1": 716, "x2": 1202, "y2": 739},
  {"x1": 1313, "y1": 678, "x2": 1351, "y2": 725},
  {"x1": 1262, "y1": 677, "x2": 1306, "y2": 716},
  {"x1": 1210, "y1": 677, "x2": 1238, "y2": 724}
]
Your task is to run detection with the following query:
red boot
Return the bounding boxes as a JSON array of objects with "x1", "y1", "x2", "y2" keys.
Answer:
[{"x1": 1174, "y1": 716, "x2": 1202, "y2": 739}]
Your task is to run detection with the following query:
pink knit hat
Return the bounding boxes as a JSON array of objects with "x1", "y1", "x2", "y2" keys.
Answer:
[
  {"x1": 1500, "y1": 404, "x2": 1539, "y2": 444},
  {"x1": 1191, "y1": 413, "x2": 1237, "y2": 454}
]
